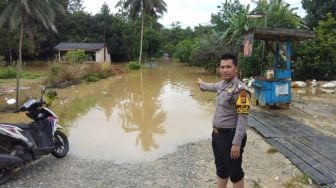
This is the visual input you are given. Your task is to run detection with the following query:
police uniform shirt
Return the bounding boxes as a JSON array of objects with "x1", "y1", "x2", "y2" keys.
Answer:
[{"x1": 199, "y1": 77, "x2": 250, "y2": 146}]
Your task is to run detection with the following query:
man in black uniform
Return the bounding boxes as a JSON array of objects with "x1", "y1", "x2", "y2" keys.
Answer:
[{"x1": 196, "y1": 53, "x2": 250, "y2": 188}]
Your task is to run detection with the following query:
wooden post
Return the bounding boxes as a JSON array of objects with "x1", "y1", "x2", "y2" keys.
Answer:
[
  {"x1": 58, "y1": 50, "x2": 61, "y2": 62},
  {"x1": 286, "y1": 39, "x2": 291, "y2": 70}
]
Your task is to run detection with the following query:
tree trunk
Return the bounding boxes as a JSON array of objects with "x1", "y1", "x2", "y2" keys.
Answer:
[
  {"x1": 9, "y1": 49, "x2": 12, "y2": 65},
  {"x1": 138, "y1": 11, "x2": 144, "y2": 64},
  {"x1": 16, "y1": 15, "x2": 24, "y2": 109}
]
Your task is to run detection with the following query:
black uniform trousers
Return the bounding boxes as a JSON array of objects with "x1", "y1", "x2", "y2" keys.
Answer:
[{"x1": 212, "y1": 128, "x2": 247, "y2": 183}]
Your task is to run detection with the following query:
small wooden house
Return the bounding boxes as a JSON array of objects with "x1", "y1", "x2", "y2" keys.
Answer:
[{"x1": 54, "y1": 42, "x2": 111, "y2": 63}]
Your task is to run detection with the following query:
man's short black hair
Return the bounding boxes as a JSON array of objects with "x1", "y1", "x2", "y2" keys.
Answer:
[{"x1": 220, "y1": 53, "x2": 238, "y2": 66}]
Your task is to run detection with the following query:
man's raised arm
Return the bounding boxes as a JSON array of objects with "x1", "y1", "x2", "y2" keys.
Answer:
[{"x1": 195, "y1": 78, "x2": 221, "y2": 92}]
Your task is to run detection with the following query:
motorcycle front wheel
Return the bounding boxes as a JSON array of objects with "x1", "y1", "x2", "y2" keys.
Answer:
[
  {"x1": 51, "y1": 130, "x2": 69, "y2": 158},
  {"x1": 0, "y1": 168, "x2": 12, "y2": 185}
]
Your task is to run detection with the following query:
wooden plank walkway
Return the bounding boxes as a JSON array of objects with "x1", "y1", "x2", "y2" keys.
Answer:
[{"x1": 250, "y1": 110, "x2": 336, "y2": 187}]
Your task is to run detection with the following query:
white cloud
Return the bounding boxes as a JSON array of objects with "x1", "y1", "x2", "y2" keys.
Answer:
[{"x1": 83, "y1": 0, "x2": 306, "y2": 28}]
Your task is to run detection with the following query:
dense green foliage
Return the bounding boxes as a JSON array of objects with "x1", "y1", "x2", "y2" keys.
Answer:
[
  {"x1": 294, "y1": 13, "x2": 336, "y2": 80},
  {"x1": 0, "y1": 0, "x2": 335, "y2": 80},
  {"x1": 187, "y1": 0, "x2": 304, "y2": 77},
  {"x1": 174, "y1": 38, "x2": 199, "y2": 63},
  {"x1": 302, "y1": 0, "x2": 336, "y2": 29},
  {"x1": 65, "y1": 49, "x2": 87, "y2": 63},
  {"x1": 211, "y1": 0, "x2": 244, "y2": 32},
  {"x1": 118, "y1": 0, "x2": 167, "y2": 63}
]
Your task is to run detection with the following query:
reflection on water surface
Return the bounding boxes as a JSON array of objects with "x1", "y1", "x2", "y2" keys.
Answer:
[{"x1": 69, "y1": 63, "x2": 218, "y2": 163}]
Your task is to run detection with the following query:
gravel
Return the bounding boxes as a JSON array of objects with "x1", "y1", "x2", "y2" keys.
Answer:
[{"x1": 3, "y1": 129, "x2": 316, "y2": 188}]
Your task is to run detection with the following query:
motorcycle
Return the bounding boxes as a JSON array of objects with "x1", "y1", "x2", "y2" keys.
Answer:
[{"x1": 0, "y1": 87, "x2": 69, "y2": 184}]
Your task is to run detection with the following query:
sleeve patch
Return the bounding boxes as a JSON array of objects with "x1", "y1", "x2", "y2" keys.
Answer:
[{"x1": 236, "y1": 90, "x2": 250, "y2": 114}]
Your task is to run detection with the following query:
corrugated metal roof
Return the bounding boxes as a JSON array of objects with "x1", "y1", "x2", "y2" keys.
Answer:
[{"x1": 54, "y1": 42, "x2": 105, "y2": 51}]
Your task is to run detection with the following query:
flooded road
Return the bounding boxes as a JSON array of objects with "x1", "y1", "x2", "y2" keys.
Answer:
[
  {"x1": 68, "y1": 63, "x2": 219, "y2": 163},
  {"x1": 1, "y1": 62, "x2": 335, "y2": 163}
]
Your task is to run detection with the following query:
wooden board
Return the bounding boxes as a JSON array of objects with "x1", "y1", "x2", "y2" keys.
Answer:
[
  {"x1": 246, "y1": 27, "x2": 315, "y2": 42},
  {"x1": 250, "y1": 110, "x2": 336, "y2": 186}
]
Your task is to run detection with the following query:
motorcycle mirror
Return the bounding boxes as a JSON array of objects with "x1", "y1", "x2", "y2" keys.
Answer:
[{"x1": 6, "y1": 98, "x2": 16, "y2": 105}]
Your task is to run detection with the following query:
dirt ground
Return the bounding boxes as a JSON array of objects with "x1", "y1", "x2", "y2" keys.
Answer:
[{"x1": 286, "y1": 91, "x2": 336, "y2": 136}]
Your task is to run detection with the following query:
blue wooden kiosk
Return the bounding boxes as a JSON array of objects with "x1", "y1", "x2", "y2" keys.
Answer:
[{"x1": 244, "y1": 28, "x2": 315, "y2": 106}]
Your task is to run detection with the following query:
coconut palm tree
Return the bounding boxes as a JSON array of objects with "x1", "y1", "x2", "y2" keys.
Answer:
[
  {"x1": 0, "y1": 0, "x2": 65, "y2": 109},
  {"x1": 221, "y1": 0, "x2": 303, "y2": 46},
  {"x1": 253, "y1": 0, "x2": 303, "y2": 29},
  {"x1": 118, "y1": 0, "x2": 167, "y2": 63}
]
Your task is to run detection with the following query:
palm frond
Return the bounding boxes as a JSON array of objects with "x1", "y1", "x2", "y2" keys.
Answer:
[
  {"x1": 122, "y1": 0, "x2": 167, "y2": 20},
  {"x1": 0, "y1": 0, "x2": 64, "y2": 32}
]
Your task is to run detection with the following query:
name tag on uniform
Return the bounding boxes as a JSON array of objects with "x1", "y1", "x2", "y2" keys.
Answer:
[{"x1": 236, "y1": 90, "x2": 250, "y2": 114}]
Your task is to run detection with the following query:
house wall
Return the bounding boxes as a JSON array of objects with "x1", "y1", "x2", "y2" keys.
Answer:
[{"x1": 96, "y1": 47, "x2": 111, "y2": 63}]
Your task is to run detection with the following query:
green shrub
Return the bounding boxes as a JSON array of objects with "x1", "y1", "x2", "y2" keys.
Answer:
[
  {"x1": 65, "y1": 49, "x2": 87, "y2": 63},
  {"x1": 44, "y1": 90, "x2": 58, "y2": 106},
  {"x1": 46, "y1": 63, "x2": 113, "y2": 85},
  {"x1": 0, "y1": 67, "x2": 16, "y2": 79},
  {"x1": 174, "y1": 38, "x2": 199, "y2": 63},
  {"x1": 83, "y1": 63, "x2": 113, "y2": 82},
  {"x1": 85, "y1": 75, "x2": 100, "y2": 82},
  {"x1": 100, "y1": 63, "x2": 113, "y2": 78},
  {"x1": 127, "y1": 61, "x2": 141, "y2": 70}
]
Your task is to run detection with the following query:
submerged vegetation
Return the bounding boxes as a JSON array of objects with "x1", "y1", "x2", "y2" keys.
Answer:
[
  {"x1": 127, "y1": 61, "x2": 141, "y2": 70},
  {"x1": 45, "y1": 63, "x2": 114, "y2": 85}
]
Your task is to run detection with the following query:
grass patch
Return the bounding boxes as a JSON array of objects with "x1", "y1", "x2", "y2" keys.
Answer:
[
  {"x1": 21, "y1": 72, "x2": 43, "y2": 79},
  {"x1": 0, "y1": 67, "x2": 44, "y2": 79},
  {"x1": 0, "y1": 67, "x2": 16, "y2": 79},
  {"x1": 284, "y1": 174, "x2": 310, "y2": 188},
  {"x1": 267, "y1": 147, "x2": 278, "y2": 154}
]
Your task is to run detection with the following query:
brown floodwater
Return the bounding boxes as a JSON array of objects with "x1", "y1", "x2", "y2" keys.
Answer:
[
  {"x1": 68, "y1": 63, "x2": 219, "y2": 163},
  {"x1": 2, "y1": 63, "x2": 335, "y2": 163}
]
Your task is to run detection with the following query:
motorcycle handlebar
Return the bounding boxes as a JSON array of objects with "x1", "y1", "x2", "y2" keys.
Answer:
[{"x1": 12, "y1": 100, "x2": 46, "y2": 113}]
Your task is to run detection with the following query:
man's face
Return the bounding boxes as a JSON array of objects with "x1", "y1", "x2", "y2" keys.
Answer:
[{"x1": 219, "y1": 59, "x2": 238, "y2": 81}]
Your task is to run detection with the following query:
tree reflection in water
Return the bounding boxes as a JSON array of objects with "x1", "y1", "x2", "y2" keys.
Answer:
[{"x1": 118, "y1": 69, "x2": 167, "y2": 151}]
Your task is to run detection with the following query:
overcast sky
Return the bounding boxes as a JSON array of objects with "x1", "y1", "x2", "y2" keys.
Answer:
[{"x1": 83, "y1": 0, "x2": 305, "y2": 28}]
